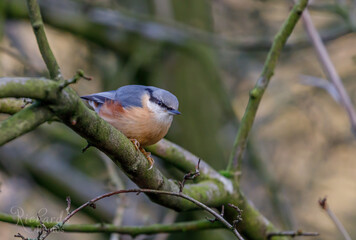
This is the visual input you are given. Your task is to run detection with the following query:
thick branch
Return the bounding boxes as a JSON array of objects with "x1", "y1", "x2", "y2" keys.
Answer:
[
  {"x1": 0, "y1": 77, "x2": 59, "y2": 100},
  {"x1": 0, "y1": 98, "x2": 26, "y2": 115},
  {"x1": 226, "y1": 0, "x2": 309, "y2": 172},
  {"x1": 0, "y1": 212, "x2": 223, "y2": 236},
  {"x1": 0, "y1": 102, "x2": 53, "y2": 146},
  {"x1": 26, "y1": 0, "x2": 62, "y2": 80}
]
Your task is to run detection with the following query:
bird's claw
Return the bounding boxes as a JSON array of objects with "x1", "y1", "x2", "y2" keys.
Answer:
[
  {"x1": 130, "y1": 139, "x2": 140, "y2": 151},
  {"x1": 140, "y1": 148, "x2": 154, "y2": 170},
  {"x1": 130, "y1": 139, "x2": 154, "y2": 170}
]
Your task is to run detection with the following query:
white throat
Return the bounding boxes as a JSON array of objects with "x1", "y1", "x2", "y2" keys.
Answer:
[{"x1": 147, "y1": 100, "x2": 173, "y2": 124}]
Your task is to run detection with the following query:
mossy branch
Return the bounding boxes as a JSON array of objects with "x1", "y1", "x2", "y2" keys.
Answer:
[
  {"x1": 0, "y1": 102, "x2": 53, "y2": 146},
  {"x1": 0, "y1": 98, "x2": 27, "y2": 115},
  {"x1": 0, "y1": 212, "x2": 223, "y2": 236},
  {"x1": 226, "y1": 0, "x2": 309, "y2": 172}
]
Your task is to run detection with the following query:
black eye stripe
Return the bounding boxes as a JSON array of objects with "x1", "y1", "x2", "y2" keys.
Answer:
[
  {"x1": 146, "y1": 88, "x2": 172, "y2": 110},
  {"x1": 151, "y1": 97, "x2": 169, "y2": 109}
]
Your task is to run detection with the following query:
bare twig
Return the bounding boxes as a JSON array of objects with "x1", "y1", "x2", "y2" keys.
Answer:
[
  {"x1": 267, "y1": 230, "x2": 319, "y2": 239},
  {"x1": 206, "y1": 205, "x2": 225, "y2": 223},
  {"x1": 318, "y1": 197, "x2": 351, "y2": 240},
  {"x1": 179, "y1": 158, "x2": 201, "y2": 192},
  {"x1": 14, "y1": 233, "x2": 28, "y2": 240},
  {"x1": 228, "y1": 203, "x2": 243, "y2": 228},
  {"x1": 65, "y1": 196, "x2": 71, "y2": 215},
  {"x1": 300, "y1": 7, "x2": 356, "y2": 136},
  {"x1": 58, "y1": 69, "x2": 92, "y2": 90},
  {"x1": 15, "y1": 189, "x2": 244, "y2": 240}
]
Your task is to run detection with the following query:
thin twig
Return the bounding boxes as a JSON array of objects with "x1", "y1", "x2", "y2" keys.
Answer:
[
  {"x1": 58, "y1": 69, "x2": 92, "y2": 90},
  {"x1": 300, "y1": 7, "x2": 356, "y2": 136},
  {"x1": 14, "y1": 233, "x2": 27, "y2": 240},
  {"x1": 267, "y1": 230, "x2": 319, "y2": 239},
  {"x1": 65, "y1": 196, "x2": 71, "y2": 215},
  {"x1": 15, "y1": 189, "x2": 244, "y2": 240},
  {"x1": 179, "y1": 158, "x2": 201, "y2": 192},
  {"x1": 319, "y1": 197, "x2": 351, "y2": 240},
  {"x1": 228, "y1": 203, "x2": 243, "y2": 228},
  {"x1": 226, "y1": 0, "x2": 309, "y2": 172},
  {"x1": 206, "y1": 205, "x2": 225, "y2": 223}
]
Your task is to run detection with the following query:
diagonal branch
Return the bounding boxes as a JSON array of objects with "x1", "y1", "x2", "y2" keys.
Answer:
[
  {"x1": 0, "y1": 102, "x2": 53, "y2": 146},
  {"x1": 300, "y1": 8, "x2": 356, "y2": 136},
  {"x1": 319, "y1": 197, "x2": 351, "y2": 240},
  {"x1": 26, "y1": 0, "x2": 62, "y2": 80},
  {"x1": 226, "y1": 0, "x2": 309, "y2": 172}
]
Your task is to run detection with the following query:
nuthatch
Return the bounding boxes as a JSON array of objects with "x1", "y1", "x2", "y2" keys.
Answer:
[{"x1": 81, "y1": 85, "x2": 180, "y2": 168}]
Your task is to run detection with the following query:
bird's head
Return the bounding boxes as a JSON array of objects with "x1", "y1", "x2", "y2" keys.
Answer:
[{"x1": 145, "y1": 87, "x2": 180, "y2": 122}]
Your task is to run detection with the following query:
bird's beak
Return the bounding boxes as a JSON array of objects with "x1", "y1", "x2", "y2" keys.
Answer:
[{"x1": 169, "y1": 109, "x2": 181, "y2": 115}]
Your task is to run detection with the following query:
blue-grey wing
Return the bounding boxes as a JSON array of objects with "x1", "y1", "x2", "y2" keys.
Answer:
[
  {"x1": 81, "y1": 90, "x2": 116, "y2": 104},
  {"x1": 81, "y1": 90, "x2": 116, "y2": 112},
  {"x1": 114, "y1": 85, "x2": 150, "y2": 108}
]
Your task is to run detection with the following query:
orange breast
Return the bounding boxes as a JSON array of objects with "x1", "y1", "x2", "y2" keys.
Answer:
[{"x1": 99, "y1": 96, "x2": 171, "y2": 146}]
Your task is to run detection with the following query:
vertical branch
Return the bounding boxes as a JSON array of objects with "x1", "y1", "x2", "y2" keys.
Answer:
[
  {"x1": 300, "y1": 8, "x2": 356, "y2": 136},
  {"x1": 26, "y1": 0, "x2": 62, "y2": 80},
  {"x1": 226, "y1": 0, "x2": 309, "y2": 172}
]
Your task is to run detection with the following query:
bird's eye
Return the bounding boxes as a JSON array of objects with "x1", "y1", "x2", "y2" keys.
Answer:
[{"x1": 157, "y1": 100, "x2": 163, "y2": 106}]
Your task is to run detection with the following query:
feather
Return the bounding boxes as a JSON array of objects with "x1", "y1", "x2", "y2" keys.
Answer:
[
  {"x1": 80, "y1": 90, "x2": 116, "y2": 104},
  {"x1": 81, "y1": 90, "x2": 116, "y2": 112},
  {"x1": 114, "y1": 85, "x2": 148, "y2": 108}
]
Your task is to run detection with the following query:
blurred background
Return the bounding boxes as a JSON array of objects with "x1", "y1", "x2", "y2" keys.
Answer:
[{"x1": 0, "y1": 0, "x2": 356, "y2": 239}]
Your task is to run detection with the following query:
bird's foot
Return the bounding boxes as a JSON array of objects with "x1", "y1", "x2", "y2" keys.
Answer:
[
  {"x1": 140, "y1": 147, "x2": 155, "y2": 170},
  {"x1": 130, "y1": 139, "x2": 140, "y2": 151}
]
